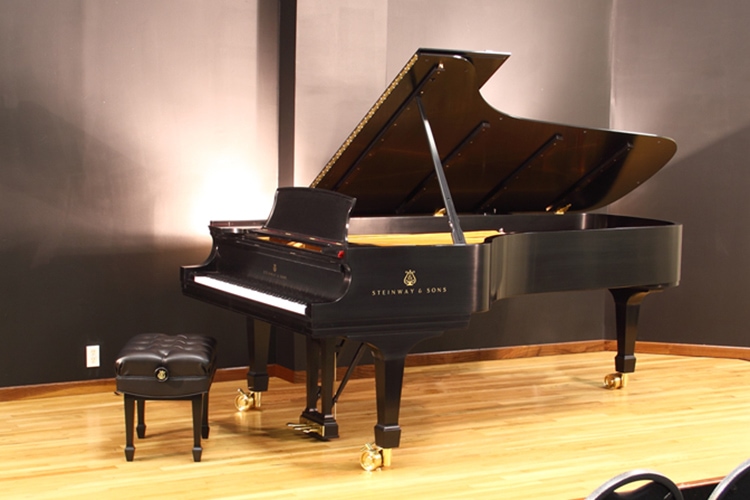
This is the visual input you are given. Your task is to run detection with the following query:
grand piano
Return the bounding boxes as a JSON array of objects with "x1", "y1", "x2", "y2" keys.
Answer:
[{"x1": 181, "y1": 49, "x2": 682, "y2": 470}]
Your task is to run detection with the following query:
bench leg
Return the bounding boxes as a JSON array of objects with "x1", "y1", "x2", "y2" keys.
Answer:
[
  {"x1": 136, "y1": 399, "x2": 146, "y2": 438},
  {"x1": 191, "y1": 395, "x2": 203, "y2": 462},
  {"x1": 124, "y1": 394, "x2": 136, "y2": 461},
  {"x1": 201, "y1": 392, "x2": 210, "y2": 439}
]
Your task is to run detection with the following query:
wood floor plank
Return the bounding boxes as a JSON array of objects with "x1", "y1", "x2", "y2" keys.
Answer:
[{"x1": 1, "y1": 352, "x2": 748, "y2": 499}]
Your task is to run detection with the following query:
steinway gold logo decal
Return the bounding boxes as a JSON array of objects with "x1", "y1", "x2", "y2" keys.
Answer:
[
  {"x1": 154, "y1": 367, "x2": 169, "y2": 382},
  {"x1": 263, "y1": 263, "x2": 287, "y2": 280},
  {"x1": 371, "y1": 269, "x2": 447, "y2": 297},
  {"x1": 404, "y1": 269, "x2": 417, "y2": 287}
]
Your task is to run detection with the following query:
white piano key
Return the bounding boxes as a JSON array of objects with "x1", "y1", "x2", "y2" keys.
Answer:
[{"x1": 193, "y1": 275, "x2": 307, "y2": 315}]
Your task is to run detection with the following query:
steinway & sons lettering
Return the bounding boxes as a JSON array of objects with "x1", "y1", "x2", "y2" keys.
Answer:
[
  {"x1": 370, "y1": 270, "x2": 447, "y2": 297},
  {"x1": 263, "y1": 263, "x2": 287, "y2": 280},
  {"x1": 371, "y1": 287, "x2": 448, "y2": 296}
]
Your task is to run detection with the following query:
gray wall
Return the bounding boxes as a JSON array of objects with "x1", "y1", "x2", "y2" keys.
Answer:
[
  {"x1": 1, "y1": 0, "x2": 746, "y2": 387},
  {"x1": 294, "y1": 0, "x2": 614, "y2": 187},
  {"x1": 0, "y1": 0, "x2": 279, "y2": 386},
  {"x1": 610, "y1": 1, "x2": 750, "y2": 347}
]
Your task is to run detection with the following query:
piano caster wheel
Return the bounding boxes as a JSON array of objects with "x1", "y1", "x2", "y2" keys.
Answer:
[
  {"x1": 604, "y1": 372, "x2": 628, "y2": 390},
  {"x1": 360, "y1": 443, "x2": 392, "y2": 471},
  {"x1": 235, "y1": 389, "x2": 261, "y2": 411}
]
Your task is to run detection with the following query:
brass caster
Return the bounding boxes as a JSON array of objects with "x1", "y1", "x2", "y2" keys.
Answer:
[
  {"x1": 604, "y1": 372, "x2": 628, "y2": 390},
  {"x1": 360, "y1": 442, "x2": 392, "y2": 471},
  {"x1": 235, "y1": 389, "x2": 261, "y2": 411}
]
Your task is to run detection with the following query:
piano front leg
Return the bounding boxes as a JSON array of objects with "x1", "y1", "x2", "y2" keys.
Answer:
[
  {"x1": 606, "y1": 287, "x2": 661, "y2": 389},
  {"x1": 235, "y1": 318, "x2": 270, "y2": 411}
]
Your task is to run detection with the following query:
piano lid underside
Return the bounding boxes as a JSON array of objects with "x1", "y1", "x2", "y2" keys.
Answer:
[{"x1": 312, "y1": 49, "x2": 676, "y2": 217}]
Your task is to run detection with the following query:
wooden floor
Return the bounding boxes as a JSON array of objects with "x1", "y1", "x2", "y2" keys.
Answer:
[{"x1": 2, "y1": 352, "x2": 750, "y2": 499}]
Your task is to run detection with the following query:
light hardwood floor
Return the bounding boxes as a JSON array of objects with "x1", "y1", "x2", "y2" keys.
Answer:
[{"x1": 2, "y1": 352, "x2": 749, "y2": 499}]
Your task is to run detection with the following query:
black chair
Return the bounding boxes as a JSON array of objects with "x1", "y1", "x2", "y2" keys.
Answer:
[
  {"x1": 586, "y1": 469, "x2": 684, "y2": 500},
  {"x1": 707, "y1": 458, "x2": 750, "y2": 500}
]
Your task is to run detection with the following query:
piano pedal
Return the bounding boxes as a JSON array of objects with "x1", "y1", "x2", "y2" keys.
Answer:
[
  {"x1": 603, "y1": 372, "x2": 628, "y2": 390},
  {"x1": 287, "y1": 423, "x2": 312, "y2": 432},
  {"x1": 287, "y1": 420, "x2": 325, "y2": 437},
  {"x1": 360, "y1": 442, "x2": 392, "y2": 471},
  {"x1": 234, "y1": 388, "x2": 261, "y2": 411}
]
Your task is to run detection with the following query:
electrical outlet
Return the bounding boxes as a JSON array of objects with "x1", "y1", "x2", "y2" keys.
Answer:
[{"x1": 86, "y1": 345, "x2": 100, "y2": 368}]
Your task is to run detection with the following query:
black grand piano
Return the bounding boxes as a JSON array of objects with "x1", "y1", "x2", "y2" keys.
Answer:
[{"x1": 181, "y1": 49, "x2": 682, "y2": 470}]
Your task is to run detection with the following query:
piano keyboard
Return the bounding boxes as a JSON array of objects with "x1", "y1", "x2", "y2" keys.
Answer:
[{"x1": 193, "y1": 275, "x2": 308, "y2": 315}]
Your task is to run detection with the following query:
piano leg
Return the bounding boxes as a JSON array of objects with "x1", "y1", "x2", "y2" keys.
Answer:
[
  {"x1": 294, "y1": 336, "x2": 339, "y2": 439},
  {"x1": 356, "y1": 331, "x2": 442, "y2": 470},
  {"x1": 235, "y1": 318, "x2": 270, "y2": 411},
  {"x1": 607, "y1": 287, "x2": 660, "y2": 389}
]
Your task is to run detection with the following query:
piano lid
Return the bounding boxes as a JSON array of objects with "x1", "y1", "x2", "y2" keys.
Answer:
[{"x1": 310, "y1": 48, "x2": 677, "y2": 216}]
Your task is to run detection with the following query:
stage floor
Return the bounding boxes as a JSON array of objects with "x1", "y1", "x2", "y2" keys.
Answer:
[{"x1": 1, "y1": 351, "x2": 749, "y2": 499}]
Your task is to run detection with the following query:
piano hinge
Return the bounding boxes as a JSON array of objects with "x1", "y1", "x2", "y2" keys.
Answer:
[{"x1": 312, "y1": 53, "x2": 420, "y2": 189}]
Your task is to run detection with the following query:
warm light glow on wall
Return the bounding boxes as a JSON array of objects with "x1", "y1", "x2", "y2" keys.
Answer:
[{"x1": 185, "y1": 151, "x2": 276, "y2": 238}]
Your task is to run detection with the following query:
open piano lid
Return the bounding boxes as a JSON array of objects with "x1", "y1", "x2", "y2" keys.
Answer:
[{"x1": 310, "y1": 49, "x2": 676, "y2": 216}]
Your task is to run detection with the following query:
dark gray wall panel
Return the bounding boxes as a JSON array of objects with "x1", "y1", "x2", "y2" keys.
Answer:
[
  {"x1": 610, "y1": 0, "x2": 750, "y2": 347},
  {"x1": 0, "y1": 0, "x2": 278, "y2": 386}
]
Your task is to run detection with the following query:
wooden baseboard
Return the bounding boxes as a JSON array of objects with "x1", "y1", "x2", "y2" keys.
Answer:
[
  {"x1": 0, "y1": 378, "x2": 118, "y2": 402},
  {"x1": 622, "y1": 340, "x2": 750, "y2": 361},
  {"x1": 3, "y1": 340, "x2": 750, "y2": 401}
]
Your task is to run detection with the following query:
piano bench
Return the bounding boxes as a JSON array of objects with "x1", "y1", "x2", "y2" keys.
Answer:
[{"x1": 114, "y1": 333, "x2": 217, "y2": 462}]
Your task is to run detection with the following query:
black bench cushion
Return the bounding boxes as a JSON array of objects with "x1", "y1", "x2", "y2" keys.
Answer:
[{"x1": 115, "y1": 333, "x2": 217, "y2": 398}]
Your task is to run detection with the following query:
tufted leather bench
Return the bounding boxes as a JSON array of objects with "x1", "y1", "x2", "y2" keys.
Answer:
[{"x1": 114, "y1": 333, "x2": 217, "y2": 462}]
